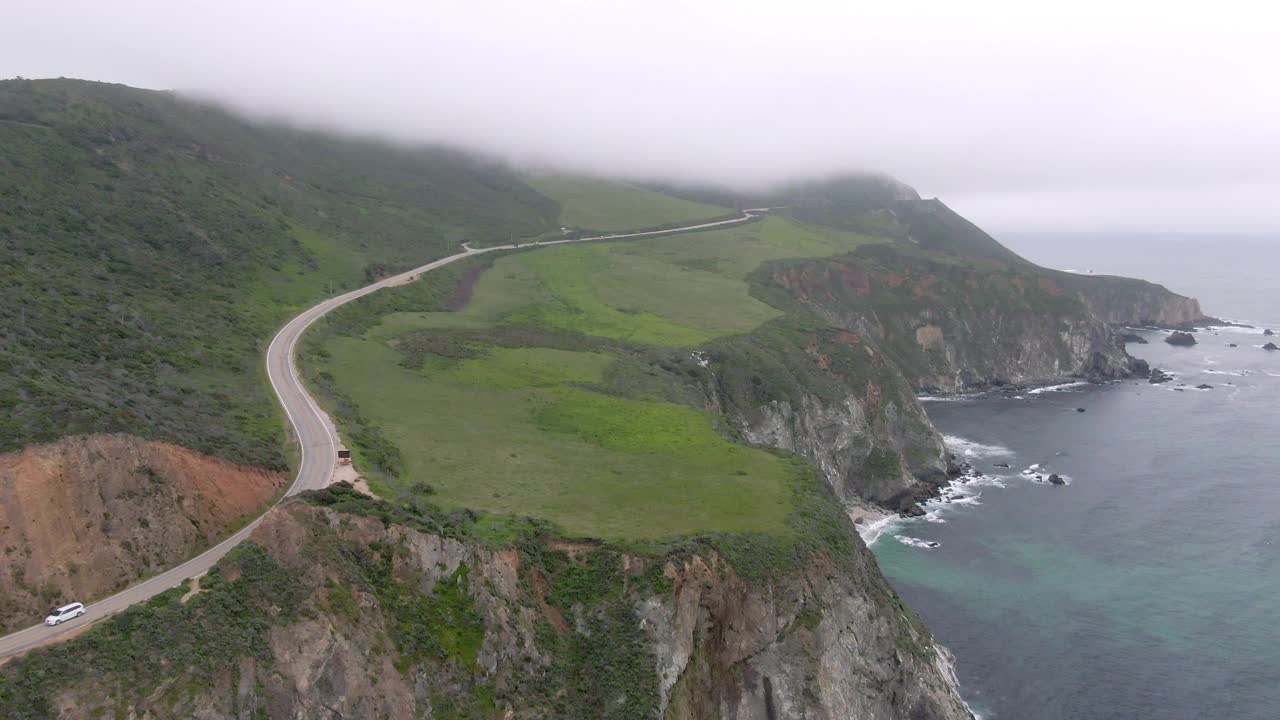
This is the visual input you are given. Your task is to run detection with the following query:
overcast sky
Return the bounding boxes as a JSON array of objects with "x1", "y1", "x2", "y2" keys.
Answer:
[{"x1": 4, "y1": 0, "x2": 1278, "y2": 234}]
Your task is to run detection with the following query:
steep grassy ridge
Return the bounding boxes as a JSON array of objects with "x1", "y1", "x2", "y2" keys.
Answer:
[
  {"x1": 657, "y1": 174, "x2": 1028, "y2": 263},
  {"x1": 0, "y1": 78, "x2": 557, "y2": 467},
  {"x1": 527, "y1": 174, "x2": 730, "y2": 231}
]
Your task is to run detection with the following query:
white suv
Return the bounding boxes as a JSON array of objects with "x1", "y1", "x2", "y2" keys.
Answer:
[{"x1": 44, "y1": 602, "x2": 86, "y2": 626}]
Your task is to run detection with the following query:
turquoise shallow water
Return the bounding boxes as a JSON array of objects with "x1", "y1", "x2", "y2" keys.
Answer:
[{"x1": 870, "y1": 235, "x2": 1280, "y2": 719}]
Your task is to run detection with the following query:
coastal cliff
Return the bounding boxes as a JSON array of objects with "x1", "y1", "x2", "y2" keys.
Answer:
[
  {"x1": 680, "y1": 210, "x2": 1202, "y2": 516},
  {"x1": 657, "y1": 173, "x2": 1200, "y2": 392},
  {"x1": 0, "y1": 487, "x2": 973, "y2": 720},
  {"x1": 0, "y1": 144, "x2": 1203, "y2": 716},
  {"x1": 1054, "y1": 272, "x2": 1206, "y2": 328},
  {"x1": 699, "y1": 323, "x2": 949, "y2": 514},
  {"x1": 761, "y1": 244, "x2": 1148, "y2": 392}
]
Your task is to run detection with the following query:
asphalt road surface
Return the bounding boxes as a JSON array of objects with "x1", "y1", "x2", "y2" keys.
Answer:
[{"x1": 0, "y1": 209, "x2": 768, "y2": 659}]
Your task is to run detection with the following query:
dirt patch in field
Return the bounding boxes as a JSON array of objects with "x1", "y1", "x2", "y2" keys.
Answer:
[
  {"x1": 446, "y1": 263, "x2": 492, "y2": 311},
  {"x1": 545, "y1": 540, "x2": 598, "y2": 560},
  {"x1": 181, "y1": 575, "x2": 203, "y2": 603}
]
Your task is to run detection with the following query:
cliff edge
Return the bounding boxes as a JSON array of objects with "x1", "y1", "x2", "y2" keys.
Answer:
[{"x1": 0, "y1": 485, "x2": 974, "y2": 719}]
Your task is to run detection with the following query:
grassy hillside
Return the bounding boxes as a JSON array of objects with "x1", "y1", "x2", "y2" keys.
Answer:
[
  {"x1": 655, "y1": 174, "x2": 1028, "y2": 263},
  {"x1": 527, "y1": 174, "x2": 731, "y2": 231},
  {"x1": 300, "y1": 216, "x2": 903, "y2": 539},
  {"x1": 0, "y1": 78, "x2": 557, "y2": 467}
]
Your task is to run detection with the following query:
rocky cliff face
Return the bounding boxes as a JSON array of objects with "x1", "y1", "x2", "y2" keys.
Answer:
[
  {"x1": 0, "y1": 434, "x2": 285, "y2": 633},
  {"x1": 686, "y1": 239, "x2": 1204, "y2": 516},
  {"x1": 764, "y1": 245, "x2": 1149, "y2": 392},
  {"x1": 649, "y1": 549, "x2": 970, "y2": 719},
  {"x1": 734, "y1": 392, "x2": 947, "y2": 514},
  {"x1": 1054, "y1": 272, "x2": 1206, "y2": 328},
  {"x1": 7, "y1": 490, "x2": 973, "y2": 720},
  {"x1": 699, "y1": 323, "x2": 949, "y2": 514}
]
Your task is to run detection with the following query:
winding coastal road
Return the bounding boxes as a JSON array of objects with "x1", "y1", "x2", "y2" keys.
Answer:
[{"x1": 0, "y1": 209, "x2": 771, "y2": 660}]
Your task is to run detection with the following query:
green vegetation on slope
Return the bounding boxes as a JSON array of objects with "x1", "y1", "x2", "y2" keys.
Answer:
[
  {"x1": 526, "y1": 174, "x2": 731, "y2": 231},
  {"x1": 373, "y1": 216, "x2": 881, "y2": 345},
  {"x1": 656, "y1": 173, "x2": 1027, "y2": 263},
  {"x1": 320, "y1": 336, "x2": 791, "y2": 539},
  {"x1": 0, "y1": 78, "x2": 557, "y2": 466},
  {"x1": 0, "y1": 542, "x2": 307, "y2": 719},
  {"x1": 301, "y1": 216, "x2": 886, "y2": 541},
  {"x1": 754, "y1": 241, "x2": 1098, "y2": 388},
  {"x1": 0, "y1": 475, "x2": 872, "y2": 717}
]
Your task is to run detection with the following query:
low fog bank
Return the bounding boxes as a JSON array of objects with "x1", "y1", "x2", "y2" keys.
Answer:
[{"x1": 4, "y1": 0, "x2": 1278, "y2": 234}]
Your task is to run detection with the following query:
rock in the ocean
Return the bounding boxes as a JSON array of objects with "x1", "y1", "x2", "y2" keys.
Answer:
[
  {"x1": 1165, "y1": 331, "x2": 1198, "y2": 346},
  {"x1": 1076, "y1": 407, "x2": 1086, "y2": 413},
  {"x1": 1048, "y1": 473, "x2": 1066, "y2": 485},
  {"x1": 1149, "y1": 367, "x2": 1173, "y2": 384},
  {"x1": 1265, "y1": 328, "x2": 1275, "y2": 336},
  {"x1": 1119, "y1": 332, "x2": 1149, "y2": 344},
  {"x1": 1229, "y1": 343, "x2": 1238, "y2": 347},
  {"x1": 1264, "y1": 342, "x2": 1279, "y2": 351},
  {"x1": 994, "y1": 462, "x2": 1010, "y2": 468},
  {"x1": 1196, "y1": 384, "x2": 1213, "y2": 389}
]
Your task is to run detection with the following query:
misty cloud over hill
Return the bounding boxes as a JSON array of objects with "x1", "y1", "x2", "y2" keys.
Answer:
[{"x1": 4, "y1": 0, "x2": 1277, "y2": 234}]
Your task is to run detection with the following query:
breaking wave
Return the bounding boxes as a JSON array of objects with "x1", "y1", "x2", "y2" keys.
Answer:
[
  {"x1": 918, "y1": 393, "x2": 978, "y2": 402},
  {"x1": 857, "y1": 514, "x2": 902, "y2": 545},
  {"x1": 895, "y1": 535, "x2": 941, "y2": 549},
  {"x1": 943, "y1": 435, "x2": 1014, "y2": 458},
  {"x1": 1027, "y1": 381, "x2": 1088, "y2": 395}
]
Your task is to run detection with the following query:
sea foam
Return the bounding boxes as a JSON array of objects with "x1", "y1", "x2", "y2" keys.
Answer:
[
  {"x1": 943, "y1": 435, "x2": 1014, "y2": 458},
  {"x1": 1021, "y1": 465, "x2": 1072, "y2": 484},
  {"x1": 868, "y1": 436, "x2": 1030, "y2": 548},
  {"x1": 857, "y1": 514, "x2": 902, "y2": 545},
  {"x1": 1027, "y1": 381, "x2": 1088, "y2": 395},
  {"x1": 895, "y1": 535, "x2": 941, "y2": 549}
]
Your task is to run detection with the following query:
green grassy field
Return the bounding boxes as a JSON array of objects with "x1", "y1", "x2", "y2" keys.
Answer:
[
  {"x1": 527, "y1": 174, "x2": 731, "y2": 231},
  {"x1": 310, "y1": 215, "x2": 886, "y2": 540},
  {"x1": 322, "y1": 338, "x2": 791, "y2": 539},
  {"x1": 368, "y1": 217, "x2": 883, "y2": 347}
]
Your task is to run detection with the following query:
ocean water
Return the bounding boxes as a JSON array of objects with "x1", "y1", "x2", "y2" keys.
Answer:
[{"x1": 868, "y1": 235, "x2": 1280, "y2": 720}]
